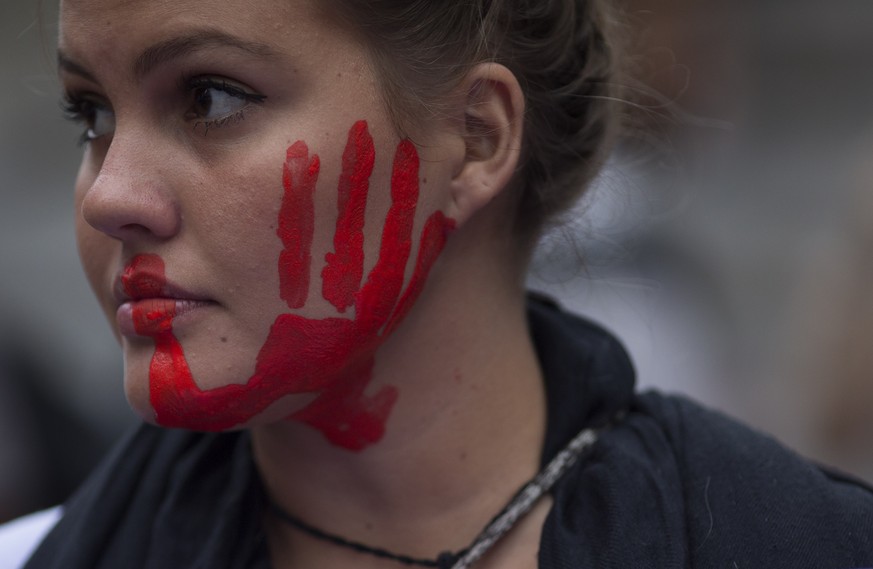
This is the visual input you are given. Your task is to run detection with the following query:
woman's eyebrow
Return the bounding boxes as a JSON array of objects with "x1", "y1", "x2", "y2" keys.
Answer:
[
  {"x1": 57, "y1": 53, "x2": 97, "y2": 82},
  {"x1": 133, "y1": 30, "x2": 279, "y2": 78},
  {"x1": 57, "y1": 29, "x2": 279, "y2": 82}
]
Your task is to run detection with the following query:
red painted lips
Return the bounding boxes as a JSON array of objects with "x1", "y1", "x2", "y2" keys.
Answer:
[{"x1": 115, "y1": 255, "x2": 213, "y2": 338}]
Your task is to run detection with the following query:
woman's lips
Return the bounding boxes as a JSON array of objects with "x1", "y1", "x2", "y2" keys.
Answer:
[
  {"x1": 116, "y1": 298, "x2": 215, "y2": 337},
  {"x1": 114, "y1": 260, "x2": 216, "y2": 338}
]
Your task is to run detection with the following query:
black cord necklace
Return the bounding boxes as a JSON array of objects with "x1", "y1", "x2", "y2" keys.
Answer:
[{"x1": 268, "y1": 424, "x2": 604, "y2": 569}]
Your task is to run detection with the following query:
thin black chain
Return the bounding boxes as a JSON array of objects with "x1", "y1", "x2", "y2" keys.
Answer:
[
  {"x1": 267, "y1": 421, "x2": 610, "y2": 569},
  {"x1": 268, "y1": 501, "x2": 465, "y2": 569}
]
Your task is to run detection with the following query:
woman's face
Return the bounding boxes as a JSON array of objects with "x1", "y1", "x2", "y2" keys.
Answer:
[{"x1": 59, "y1": 0, "x2": 459, "y2": 449}]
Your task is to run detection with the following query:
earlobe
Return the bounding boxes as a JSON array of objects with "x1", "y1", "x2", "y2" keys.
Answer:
[{"x1": 446, "y1": 63, "x2": 525, "y2": 226}]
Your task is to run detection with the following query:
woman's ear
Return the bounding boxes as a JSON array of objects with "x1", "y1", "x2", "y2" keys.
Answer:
[{"x1": 445, "y1": 63, "x2": 525, "y2": 226}]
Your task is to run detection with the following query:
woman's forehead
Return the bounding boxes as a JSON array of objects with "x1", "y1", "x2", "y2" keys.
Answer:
[
  {"x1": 59, "y1": 0, "x2": 326, "y2": 50},
  {"x1": 58, "y1": 0, "x2": 360, "y2": 80}
]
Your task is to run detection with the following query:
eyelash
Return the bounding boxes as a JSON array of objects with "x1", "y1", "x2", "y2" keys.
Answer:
[
  {"x1": 61, "y1": 75, "x2": 267, "y2": 143},
  {"x1": 183, "y1": 76, "x2": 267, "y2": 134},
  {"x1": 61, "y1": 95, "x2": 110, "y2": 146}
]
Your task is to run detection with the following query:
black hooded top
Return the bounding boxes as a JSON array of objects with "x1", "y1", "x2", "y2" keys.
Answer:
[{"x1": 23, "y1": 296, "x2": 873, "y2": 568}]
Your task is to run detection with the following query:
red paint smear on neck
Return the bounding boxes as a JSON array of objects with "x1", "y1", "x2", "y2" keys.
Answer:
[{"x1": 126, "y1": 121, "x2": 455, "y2": 452}]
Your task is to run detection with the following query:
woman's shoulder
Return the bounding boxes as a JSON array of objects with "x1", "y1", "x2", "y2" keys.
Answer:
[
  {"x1": 545, "y1": 390, "x2": 872, "y2": 567},
  {"x1": 635, "y1": 390, "x2": 873, "y2": 494},
  {"x1": 0, "y1": 508, "x2": 63, "y2": 569},
  {"x1": 635, "y1": 391, "x2": 873, "y2": 561}
]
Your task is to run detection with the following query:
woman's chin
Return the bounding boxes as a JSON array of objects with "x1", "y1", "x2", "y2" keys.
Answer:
[
  {"x1": 123, "y1": 373, "x2": 319, "y2": 433},
  {"x1": 123, "y1": 363, "x2": 155, "y2": 424}
]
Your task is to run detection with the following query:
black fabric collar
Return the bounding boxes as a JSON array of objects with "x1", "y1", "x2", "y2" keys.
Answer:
[
  {"x1": 24, "y1": 427, "x2": 268, "y2": 569},
  {"x1": 25, "y1": 295, "x2": 636, "y2": 568},
  {"x1": 527, "y1": 293, "x2": 635, "y2": 467}
]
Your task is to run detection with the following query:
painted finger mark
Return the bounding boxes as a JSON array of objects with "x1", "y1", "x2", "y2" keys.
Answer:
[
  {"x1": 278, "y1": 141, "x2": 320, "y2": 309},
  {"x1": 354, "y1": 139, "x2": 419, "y2": 334},
  {"x1": 384, "y1": 211, "x2": 456, "y2": 336},
  {"x1": 322, "y1": 120, "x2": 374, "y2": 313}
]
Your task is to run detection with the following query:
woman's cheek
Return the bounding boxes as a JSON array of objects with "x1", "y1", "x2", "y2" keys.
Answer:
[{"x1": 115, "y1": 121, "x2": 454, "y2": 451}]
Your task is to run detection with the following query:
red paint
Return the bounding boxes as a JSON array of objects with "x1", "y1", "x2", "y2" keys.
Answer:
[
  {"x1": 278, "y1": 141, "x2": 319, "y2": 309},
  {"x1": 322, "y1": 120, "x2": 373, "y2": 312},
  {"x1": 123, "y1": 256, "x2": 198, "y2": 425},
  {"x1": 127, "y1": 121, "x2": 455, "y2": 450},
  {"x1": 384, "y1": 210, "x2": 454, "y2": 336}
]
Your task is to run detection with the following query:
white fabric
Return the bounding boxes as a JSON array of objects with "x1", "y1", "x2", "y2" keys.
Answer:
[{"x1": 0, "y1": 507, "x2": 62, "y2": 569}]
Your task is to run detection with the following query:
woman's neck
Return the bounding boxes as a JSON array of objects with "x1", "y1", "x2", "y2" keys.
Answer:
[{"x1": 251, "y1": 230, "x2": 547, "y2": 566}]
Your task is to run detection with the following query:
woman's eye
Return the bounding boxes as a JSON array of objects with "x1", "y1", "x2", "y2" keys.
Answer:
[
  {"x1": 62, "y1": 96, "x2": 116, "y2": 144},
  {"x1": 185, "y1": 77, "x2": 266, "y2": 128},
  {"x1": 191, "y1": 86, "x2": 242, "y2": 119}
]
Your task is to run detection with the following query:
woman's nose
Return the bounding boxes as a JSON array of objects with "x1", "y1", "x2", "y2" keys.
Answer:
[{"x1": 80, "y1": 137, "x2": 181, "y2": 242}]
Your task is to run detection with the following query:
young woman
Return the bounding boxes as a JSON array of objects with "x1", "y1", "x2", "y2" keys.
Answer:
[{"x1": 5, "y1": 0, "x2": 873, "y2": 567}]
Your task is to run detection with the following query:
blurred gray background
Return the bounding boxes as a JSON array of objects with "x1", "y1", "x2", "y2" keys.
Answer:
[
  {"x1": 1, "y1": 0, "x2": 131, "y2": 523},
  {"x1": 3, "y1": 0, "x2": 873, "y2": 522}
]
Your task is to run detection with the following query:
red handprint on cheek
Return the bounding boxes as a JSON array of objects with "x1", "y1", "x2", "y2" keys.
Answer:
[{"x1": 125, "y1": 121, "x2": 455, "y2": 451}]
